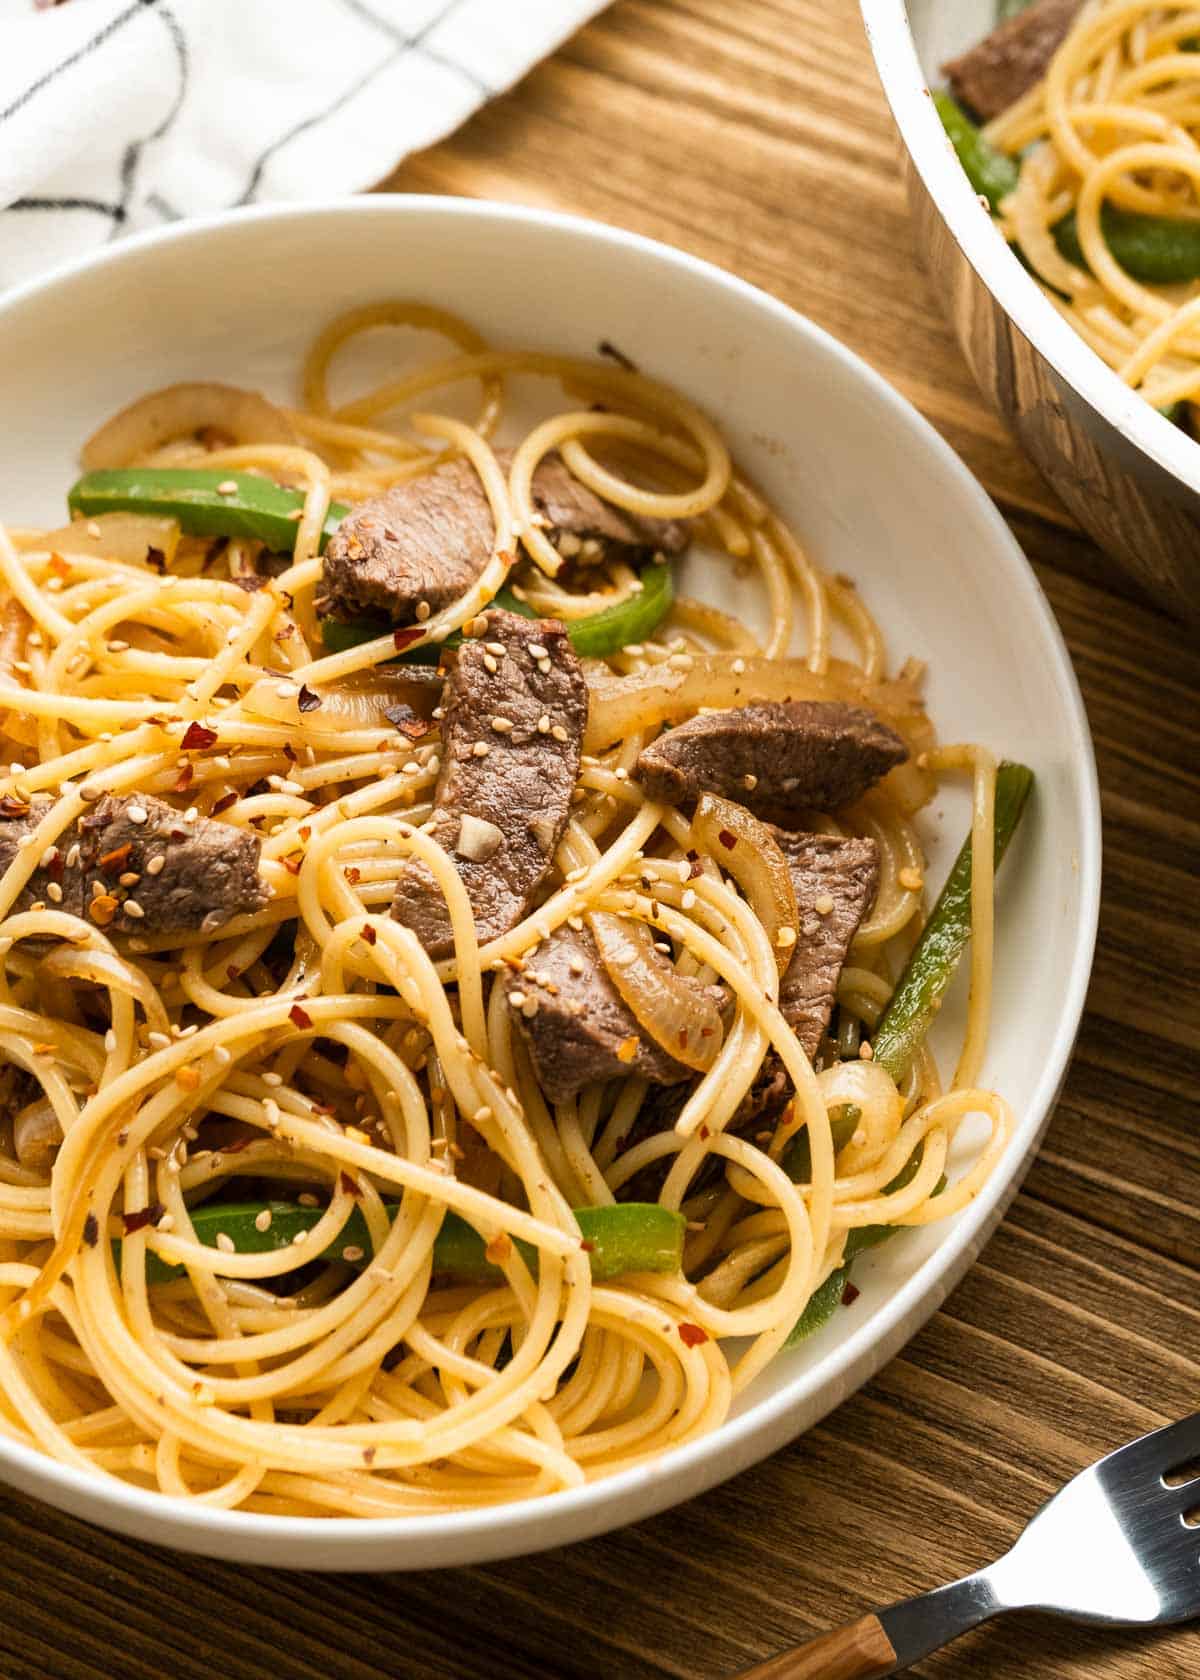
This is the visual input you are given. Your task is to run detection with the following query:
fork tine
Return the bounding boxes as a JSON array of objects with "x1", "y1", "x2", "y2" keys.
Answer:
[{"x1": 1098, "y1": 1412, "x2": 1200, "y2": 1483}]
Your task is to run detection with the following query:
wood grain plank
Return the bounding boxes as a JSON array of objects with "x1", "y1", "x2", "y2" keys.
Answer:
[{"x1": 1, "y1": 3, "x2": 1195, "y2": 1679}]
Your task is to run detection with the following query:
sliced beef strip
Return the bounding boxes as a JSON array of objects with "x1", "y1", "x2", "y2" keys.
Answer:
[
  {"x1": 318, "y1": 451, "x2": 691, "y2": 625},
  {"x1": 943, "y1": 0, "x2": 1083, "y2": 121},
  {"x1": 391, "y1": 609, "x2": 587, "y2": 958},
  {"x1": 527, "y1": 453, "x2": 691, "y2": 562},
  {"x1": 0, "y1": 793, "x2": 268, "y2": 935},
  {"x1": 508, "y1": 923, "x2": 712, "y2": 1104},
  {"x1": 633, "y1": 701, "x2": 907, "y2": 823},
  {"x1": 771, "y1": 830, "x2": 879, "y2": 1059}
]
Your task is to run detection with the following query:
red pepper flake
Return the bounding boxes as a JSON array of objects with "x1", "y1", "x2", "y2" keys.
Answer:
[
  {"x1": 392, "y1": 626, "x2": 424, "y2": 652},
  {"x1": 699, "y1": 1123, "x2": 711, "y2": 1140},
  {"x1": 339, "y1": 1171, "x2": 358, "y2": 1197},
  {"x1": 282, "y1": 742, "x2": 297, "y2": 763},
  {"x1": 45, "y1": 852, "x2": 64, "y2": 882},
  {"x1": 97, "y1": 842, "x2": 133, "y2": 876},
  {"x1": 361, "y1": 923, "x2": 377, "y2": 946},
  {"x1": 842, "y1": 1281, "x2": 861, "y2": 1306},
  {"x1": 48, "y1": 552, "x2": 71, "y2": 580},
  {"x1": 362, "y1": 1446, "x2": 377, "y2": 1466},
  {"x1": 226, "y1": 964, "x2": 240, "y2": 980},
  {"x1": 485, "y1": 1232, "x2": 513, "y2": 1265},
  {"x1": 82, "y1": 1212, "x2": 99, "y2": 1247},
  {"x1": 181, "y1": 722, "x2": 218, "y2": 751},
  {"x1": 344, "y1": 866, "x2": 361, "y2": 885},
  {"x1": 717, "y1": 828, "x2": 737, "y2": 850},
  {"x1": 580, "y1": 1239, "x2": 595, "y2": 1253},
  {"x1": 221, "y1": 1134, "x2": 255, "y2": 1154},
  {"x1": 383, "y1": 703, "x2": 430, "y2": 740},
  {"x1": 616, "y1": 1035, "x2": 639, "y2": 1064},
  {"x1": 174, "y1": 761, "x2": 195, "y2": 793},
  {"x1": 122, "y1": 1203, "x2": 164, "y2": 1235},
  {"x1": 678, "y1": 1322, "x2": 709, "y2": 1347},
  {"x1": 289, "y1": 1002, "x2": 313, "y2": 1030},
  {"x1": 145, "y1": 546, "x2": 167, "y2": 575},
  {"x1": 232, "y1": 572, "x2": 266, "y2": 593},
  {"x1": 678, "y1": 1028, "x2": 689, "y2": 1049},
  {"x1": 282, "y1": 855, "x2": 302, "y2": 875},
  {"x1": 296, "y1": 683, "x2": 322, "y2": 713},
  {"x1": 0, "y1": 795, "x2": 30, "y2": 818},
  {"x1": 211, "y1": 791, "x2": 238, "y2": 816},
  {"x1": 688, "y1": 858, "x2": 704, "y2": 879}
]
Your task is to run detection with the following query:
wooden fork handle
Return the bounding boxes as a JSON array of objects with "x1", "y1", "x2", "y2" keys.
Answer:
[{"x1": 732, "y1": 1613, "x2": 898, "y2": 1679}]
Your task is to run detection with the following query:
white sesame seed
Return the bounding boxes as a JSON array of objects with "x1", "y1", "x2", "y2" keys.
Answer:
[
  {"x1": 46, "y1": 881, "x2": 63, "y2": 903},
  {"x1": 742, "y1": 773, "x2": 758, "y2": 791},
  {"x1": 342, "y1": 1244, "x2": 364, "y2": 1262},
  {"x1": 126, "y1": 804, "x2": 148, "y2": 825},
  {"x1": 472, "y1": 741, "x2": 490, "y2": 758},
  {"x1": 156, "y1": 1213, "x2": 175, "y2": 1232},
  {"x1": 568, "y1": 956, "x2": 585, "y2": 976},
  {"x1": 183, "y1": 806, "x2": 198, "y2": 822},
  {"x1": 521, "y1": 995, "x2": 539, "y2": 1018},
  {"x1": 263, "y1": 1098, "x2": 281, "y2": 1128},
  {"x1": 483, "y1": 653, "x2": 498, "y2": 674},
  {"x1": 122, "y1": 899, "x2": 144, "y2": 919},
  {"x1": 668, "y1": 653, "x2": 694, "y2": 671},
  {"x1": 484, "y1": 642, "x2": 506, "y2": 657},
  {"x1": 86, "y1": 520, "x2": 101, "y2": 539},
  {"x1": 262, "y1": 1071, "x2": 283, "y2": 1087},
  {"x1": 104, "y1": 1029, "x2": 117, "y2": 1053},
  {"x1": 551, "y1": 724, "x2": 568, "y2": 742},
  {"x1": 146, "y1": 1030, "x2": 171, "y2": 1050},
  {"x1": 732, "y1": 658, "x2": 746, "y2": 675},
  {"x1": 297, "y1": 1192, "x2": 319, "y2": 1208},
  {"x1": 275, "y1": 681, "x2": 299, "y2": 699},
  {"x1": 215, "y1": 1232, "x2": 235, "y2": 1253},
  {"x1": 79, "y1": 781, "x2": 102, "y2": 802},
  {"x1": 213, "y1": 1045, "x2": 232, "y2": 1065},
  {"x1": 681, "y1": 888, "x2": 697, "y2": 911},
  {"x1": 65, "y1": 844, "x2": 81, "y2": 868},
  {"x1": 528, "y1": 643, "x2": 548, "y2": 661},
  {"x1": 216, "y1": 479, "x2": 238, "y2": 495},
  {"x1": 491, "y1": 716, "x2": 513, "y2": 733},
  {"x1": 537, "y1": 715, "x2": 551, "y2": 734},
  {"x1": 145, "y1": 854, "x2": 166, "y2": 875},
  {"x1": 775, "y1": 926, "x2": 797, "y2": 949},
  {"x1": 508, "y1": 990, "x2": 527, "y2": 1009},
  {"x1": 814, "y1": 893, "x2": 834, "y2": 916},
  {"x1": 415, "y1": 600, "x2": 431, "y2": 622},
  {"x1": 254, "y1": 1208, "x2": 272, "y2": 1232},
  {"x1": 292, "y1": 1230, "x2": 308, "y2": 1245}
]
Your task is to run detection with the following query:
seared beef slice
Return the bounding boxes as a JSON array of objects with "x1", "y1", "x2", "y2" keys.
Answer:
[
  {"x1": 320, "y1": 453, "x2": 690, "y2": 626},
  {"x1": 943, "y1": 0, "x2": 1082, "y2": 121},
  {"x1": 391, "y1": 609, "x2": 587, "y2": 958},
  {"x1": 634, "y1": 701, "x2": 907, "y2": 822},
  {"x1": 0, "y1": 794, "x2": 267, "y2": 935},
  {"x1": 509, "y1": 923, "x2": 717, "y2": 1104},
  {"x1": 771, "y1": 831, "x2": 879, "y2": 1057}
]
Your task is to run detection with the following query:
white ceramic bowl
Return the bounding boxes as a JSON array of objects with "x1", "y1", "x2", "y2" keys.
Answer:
[
  {"x1": 862, "y1": 0, "x2": 1200, "y2": 619},
  {"x1": 0, "y1": 199, "x2": 1100, "y2": 1570}
]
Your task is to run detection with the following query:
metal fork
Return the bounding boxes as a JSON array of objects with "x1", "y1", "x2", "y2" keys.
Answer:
[{"x1": 731, "y1": 1412, "x2": 1200, "y2": 1677}]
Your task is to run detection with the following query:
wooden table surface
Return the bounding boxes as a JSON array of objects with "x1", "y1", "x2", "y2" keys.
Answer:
[{"x1": 5, "y1": 2, "x2": 1199, "y2": 1677}]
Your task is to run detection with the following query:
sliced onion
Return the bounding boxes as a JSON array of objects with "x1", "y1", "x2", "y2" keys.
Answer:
[
  {"x1": 584, "y1": 653, "x2": 936, "y2": 811},
  {"x1": 82, "y1": 383, "x2": 296, "y2": 469},
  {"x1": 14, "y1": 1097, "x2": 62, "y2": 1171},
  {"x1": 693, "y1": 793, "x2": 798, "y2": 978},
  {"x1": 588, "y1": 910, "x2": 723, "y2": 1072},
  {"x1": 38, "y1": 513, "x2": 181, "y2": 568},
  {"x1": 242, "y1": 666, "x2": 440, "y2": 732}
]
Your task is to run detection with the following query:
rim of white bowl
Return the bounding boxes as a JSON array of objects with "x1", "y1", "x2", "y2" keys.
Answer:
[
  {"x1": 0, "y1": 196, "x2": 1101, "y2": 1557},
  {"x1": 859, "y1": 0, "x2": 1200, "y2": 496}
]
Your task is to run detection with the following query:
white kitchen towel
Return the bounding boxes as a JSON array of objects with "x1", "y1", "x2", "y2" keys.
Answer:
[{"x1": 0, "y1": 0, "x2": 607, "y2": 288}]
